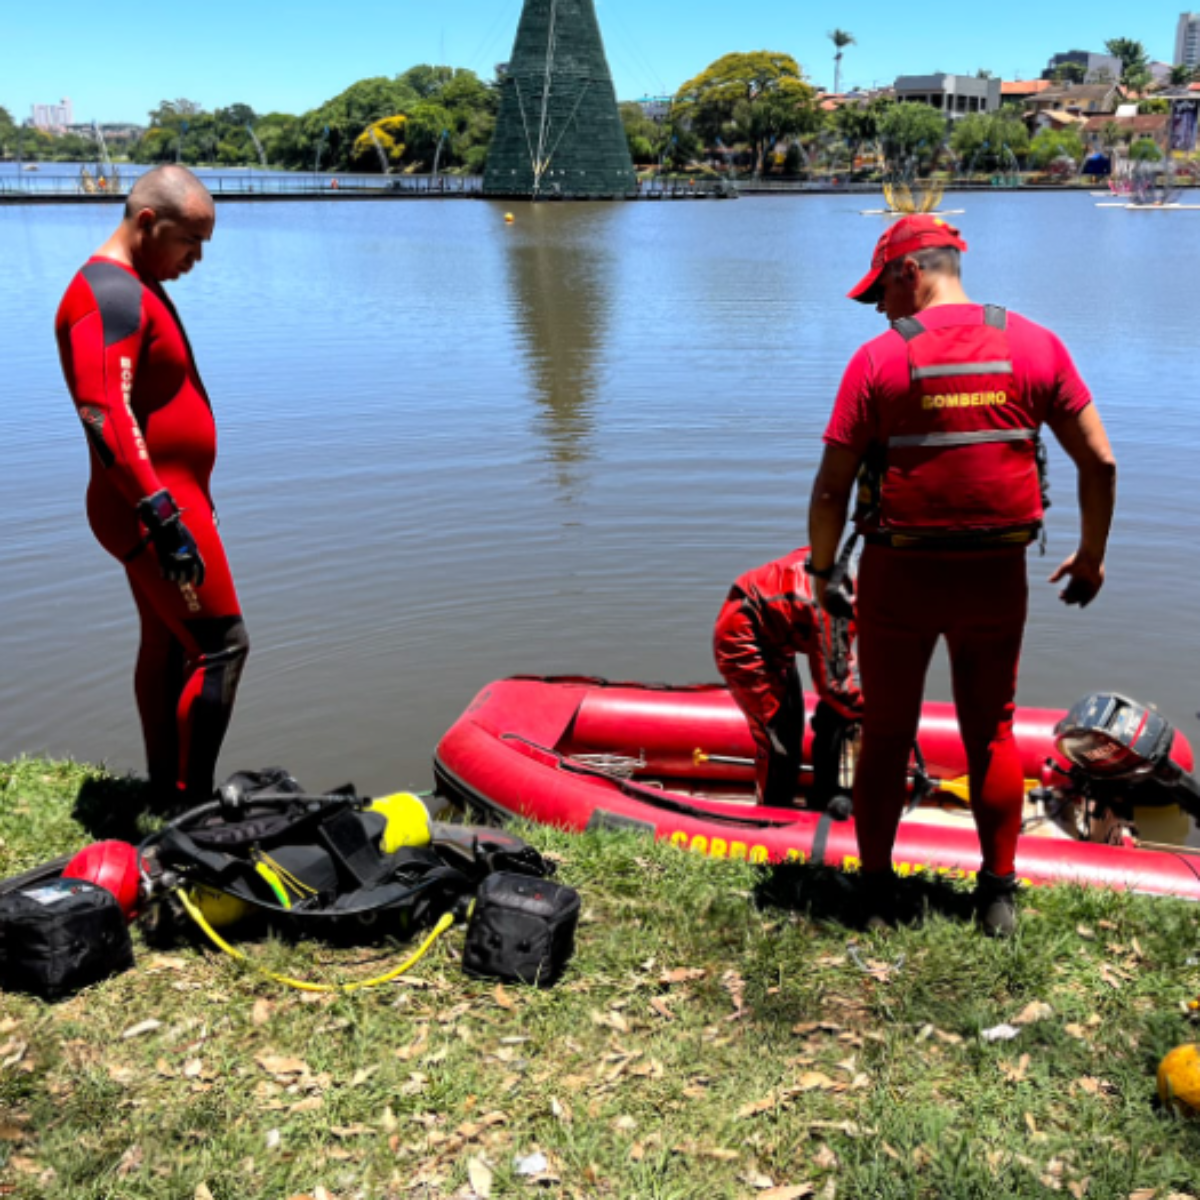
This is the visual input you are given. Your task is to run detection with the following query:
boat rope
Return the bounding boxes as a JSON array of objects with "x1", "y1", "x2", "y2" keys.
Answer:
[
  {"x1": 500, "y1": 734, "x2": 798, "y2": 828},
  {"x1": 177, "y1": 887, "x2": 457, "y2": 994}
]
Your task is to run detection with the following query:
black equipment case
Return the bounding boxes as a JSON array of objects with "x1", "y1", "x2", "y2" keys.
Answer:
[
  {"x1": 0, "y1": 879, "x2": 134, "y2": 1000},
  {"x1": 462, "y1": 872, "x2": 581, "y2": 987}
]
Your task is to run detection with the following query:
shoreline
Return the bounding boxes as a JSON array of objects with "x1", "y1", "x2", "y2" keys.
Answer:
[{"x1": 2, "y1": 181, "x2": 1192, "y2": 206}]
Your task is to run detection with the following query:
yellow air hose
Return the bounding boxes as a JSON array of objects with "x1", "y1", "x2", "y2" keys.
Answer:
[{"x1": 178, "y1": 887, "x2": 455, "y2": 994}]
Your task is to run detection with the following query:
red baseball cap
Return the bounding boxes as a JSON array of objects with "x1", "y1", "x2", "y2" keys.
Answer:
[{"x1": 848, "y1": 214, "x2": 968, "y2": 303}]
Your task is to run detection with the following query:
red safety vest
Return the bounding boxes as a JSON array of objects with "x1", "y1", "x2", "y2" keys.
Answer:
[{"x1": 863, "y1": 306, "x2": 1045, "y2": 545}]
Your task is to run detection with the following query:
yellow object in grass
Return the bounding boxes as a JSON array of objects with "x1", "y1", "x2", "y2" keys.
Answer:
[
  {"x1": 190, "y1": 885, "x2": 251, "y2": 929},
  {"x1": 370, "y1": 792, "x2": 432, "y2": 852},
  {"x1": 1158, "y1": 1044, "x2": 1200, "y2": 1115}
]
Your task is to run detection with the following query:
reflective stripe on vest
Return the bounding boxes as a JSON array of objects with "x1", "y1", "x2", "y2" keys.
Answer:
[
  {"x1": 866, "y1": 306, "x2": 1046, "y2": 539},
  {"x1": 910, "y1": 360, "x2": 1013, "y2": 379},
  {"x1": 888, "y1": 428, "x2": 1037, "y2": 449}
]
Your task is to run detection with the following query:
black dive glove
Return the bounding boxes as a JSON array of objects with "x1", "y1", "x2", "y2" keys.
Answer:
[{"x1": 137, "y1": 489, "x2": 206, "y2": 586}]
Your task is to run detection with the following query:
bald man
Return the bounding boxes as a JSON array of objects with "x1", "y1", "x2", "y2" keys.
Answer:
[{"x1": 55, "y1": 165, "x2": 249, "y2": 812}]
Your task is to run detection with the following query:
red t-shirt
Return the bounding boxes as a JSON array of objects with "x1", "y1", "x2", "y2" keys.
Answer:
[{"x1": 824, "y1": 304, "x2": 1092, "y2": 456}]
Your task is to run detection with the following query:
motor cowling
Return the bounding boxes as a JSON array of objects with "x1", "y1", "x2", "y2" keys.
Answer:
[{"x1": 1055, "y1": 693, "x2": 1200, "y2": 819}]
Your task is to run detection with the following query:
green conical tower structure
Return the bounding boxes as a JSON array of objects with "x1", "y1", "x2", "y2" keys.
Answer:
[{"x1": 483, "y1": 0, "x2": 636, "y2": 198}]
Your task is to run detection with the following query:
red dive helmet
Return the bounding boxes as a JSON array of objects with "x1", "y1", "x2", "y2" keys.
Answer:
[{"x1": 62, "y1": 841, "x2": 145, "y2": 921}]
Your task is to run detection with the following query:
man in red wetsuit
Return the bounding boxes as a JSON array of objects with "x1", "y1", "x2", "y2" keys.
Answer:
[
  {"x1": 808, "y1": 215, "x2": 1117, "y2": 935},
  {"x1": 55, "y1": 165, "x2": 248, "y2": 812},
  {"x1": 713, "y1": 548, "x2": 863, "y2": 815}
]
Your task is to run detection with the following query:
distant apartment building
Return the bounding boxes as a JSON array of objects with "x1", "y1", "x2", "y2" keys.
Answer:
[
  {"x1": 31, "y1": 98, "x2": 73, "y2": 131},
  {"x1": 1177, "y1": 13, "x2": 1200, "y2": 68},
  {"x1": 1041, "y1": 51, "x2": 1122, "y2": 82},
  {"x1": 635, "y1": 96, "x2": 673, "y2": 123},
  {"x1": 893, "y1": 74, "x2": 1001, "y2": 117}
]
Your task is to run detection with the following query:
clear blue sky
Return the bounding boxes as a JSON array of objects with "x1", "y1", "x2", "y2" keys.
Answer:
[{"x1": 6, "y1": 0, "x2": 1186, "y2": 125}]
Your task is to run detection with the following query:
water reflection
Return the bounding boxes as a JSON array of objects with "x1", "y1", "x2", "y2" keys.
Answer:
[{"x1": 504, "y1": 204, "x2": 618, "y2": 495}]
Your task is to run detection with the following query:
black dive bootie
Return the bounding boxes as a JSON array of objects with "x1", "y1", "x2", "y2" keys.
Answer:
[{"x1": 974, "y1": 870, "x2": 1019, "y2": 938}]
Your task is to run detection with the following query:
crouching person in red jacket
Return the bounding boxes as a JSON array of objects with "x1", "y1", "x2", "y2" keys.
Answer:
[{"x1": 713, "y1": 547, "x2": 863, "y2": 816}]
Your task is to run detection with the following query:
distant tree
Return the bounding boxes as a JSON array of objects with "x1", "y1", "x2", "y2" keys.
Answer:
[
  {"x1": 878, "y1": 101, "x2": 946, "y2": 166},
  {"x1": 1104, "y1": 38, "x2": 1150, "y2": 88},
  {"x1": 0, "y1": 106, "x2": 15, "y2": 157},
  {"x1": 1128, "y1": 136, "x2": 1163, "y2": 161},
  {"x1": 976, "y1": 69, "x2": 995, "y2": 80},
  {"x1": 148, "y1": 99, "x2": 204, "y2": 124},
  {"x1": 833, "y1": 99, "x2": 885, "y2": 169},
  {"x1": 439, "y1": 71, "x2": 495, "y2": 116},
  {"x1": 351, "y1": 115, "x2": 407, "y2": 170},
  {"x1": 1028, "y1": 126, "x2": 1084, "y2": 169},
  {"x1": 1098, "y1": 120, "x2": 1123, "y2": 158},
  {"x1": 674, "y1": 51, "x2": 819, "y2": 174},
  {"x1": 1137, "y1": 98, "x2": 1169, "y2": 114},
  {"x1": 398, "y1": 65, "x2": 457, "y2": 100},
  {"x1": 828, "y1": 29, "x2": 855, "y2": 95},
  {"x1": 662, "y1": 123, "x2": 702, "y2": 171},
  {"x1": 949, "y1": 110, "x2": 1030, "y2": 168},
  {"x1": 405, "y1": 102, "x2": 455, "y2": 167},
  {"x1": 1053, "y1": 62, "x2": 1087, "y2": 85},
  {"x1": 619, "y1": 102, "x2": 669, "y2": 165},
  {"x1": 1169, "y1": 64, "x2": 1194, "y2": 86},
  {"x1": 216, "y1": 103, "x2": 257, "y2": 128}
]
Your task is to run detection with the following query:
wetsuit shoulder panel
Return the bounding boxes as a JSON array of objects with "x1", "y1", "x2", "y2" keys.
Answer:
[{"x1": 80, "y1": 260, "x2": 144, "y2": 347}]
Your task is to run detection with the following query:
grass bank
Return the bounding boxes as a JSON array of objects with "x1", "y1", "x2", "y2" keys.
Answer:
[{"x1": 3, "y1": 758, "x2": 1200, "y2": 1199}]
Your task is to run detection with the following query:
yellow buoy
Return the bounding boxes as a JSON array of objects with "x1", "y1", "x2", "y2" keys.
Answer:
[
  {"x1": 370, "y1": 792, "x2": 432, "y2": 852},
  {"x1": 504, "y1": 212, "x2": 515, "y2": 224},
  {"x1": 1157, "y1": 1044, "x2": 1200, "y2": 1115}
]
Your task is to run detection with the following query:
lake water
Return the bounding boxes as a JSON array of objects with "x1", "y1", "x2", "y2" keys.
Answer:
[{"x1": 2, "y1": 189, "x2": 1197, "y2": 797}]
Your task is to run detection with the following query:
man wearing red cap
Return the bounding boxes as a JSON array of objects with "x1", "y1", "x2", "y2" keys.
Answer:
[{"x1": 807, "y1": 215, "x2": 1117, "y2": 935}]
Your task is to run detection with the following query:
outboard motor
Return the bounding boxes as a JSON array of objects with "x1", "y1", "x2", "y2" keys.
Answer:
[{"x1": 1054, "y1": 693, "x2": 1200, "y2": 821}]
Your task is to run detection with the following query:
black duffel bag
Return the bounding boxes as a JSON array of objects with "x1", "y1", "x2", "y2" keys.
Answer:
[
  {"x1": 0, "y1": 879, "x2": 134, "y2": 1000},
  {"x1": 462, "y1": 871, "x2": 581, "y2": 987}
]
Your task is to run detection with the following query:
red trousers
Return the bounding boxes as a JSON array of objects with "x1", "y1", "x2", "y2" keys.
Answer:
[{"x1": 852, "y1": 544, "x2": 1028, "y2": 877}]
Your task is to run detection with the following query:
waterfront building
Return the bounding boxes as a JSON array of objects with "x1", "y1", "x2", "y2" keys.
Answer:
[
  {"x1": 1082, "y1": 111, "x2": 1170, "y2": 152},
  {"x1": 893, "y1": 74, "x2": 1001, "y2": 117},
  {"x1": 1030, "y1": 109, "x2": 1090, "y2": 137},
  {"x1": 1024, "y1": 83, "x2": 1123, "y2": 116},
  {"x1": 1001, "y1": 79, "x2": 1052, "y2": 104},
  {"x1": 1041, "y1": 51, "x2": 1123, "y2": 83},
  {"x1": 31, "y1": 98, "x2": 73, "y2": 131},
  {"x1": 1176, "y1": 13, "x2": 1200, "y2": 69}
]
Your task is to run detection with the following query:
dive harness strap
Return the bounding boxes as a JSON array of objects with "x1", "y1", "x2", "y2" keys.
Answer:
[{"x1": 809, "y1": 812, "x2": 835, "y2": 868}]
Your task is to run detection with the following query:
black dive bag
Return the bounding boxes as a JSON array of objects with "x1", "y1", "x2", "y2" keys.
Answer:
[
  {"x1": 143, "y1": 768, "x2": 559, "y2": 947},
  {"x1": 462, "y1": 872, "x2": 581, "y2": 987},
  {"x1": 0, "y1": 879, "x2": 134, "y2": 1000}
]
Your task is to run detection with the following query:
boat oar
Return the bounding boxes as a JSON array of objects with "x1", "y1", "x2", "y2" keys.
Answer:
[
  {"x1": 693, "y1": 749, "x2": 759, "y2": 769},
  {"x1": 692, "y1": 749, "x2": 1037, "y2": 803}
]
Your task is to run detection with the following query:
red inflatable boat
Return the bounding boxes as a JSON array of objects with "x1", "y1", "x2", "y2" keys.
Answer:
[{"x1": 434, "y1": 676, "x2": 1200, "y2": 900}]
